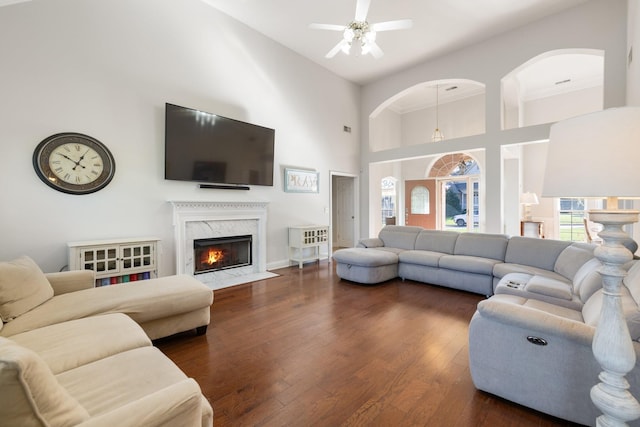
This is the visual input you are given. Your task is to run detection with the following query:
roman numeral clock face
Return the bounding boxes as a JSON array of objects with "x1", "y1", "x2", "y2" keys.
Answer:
[{"x1": 33, "y1": 133, "x2": 116, "y2": 195}]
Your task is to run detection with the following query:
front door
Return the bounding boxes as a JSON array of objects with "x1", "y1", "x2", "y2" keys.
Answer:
[{"x1": 405, "y1": 179, "x2": 436, "y2": 229}]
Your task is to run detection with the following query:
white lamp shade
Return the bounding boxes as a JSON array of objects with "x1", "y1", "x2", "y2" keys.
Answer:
[
  {"x1": 520, "y1": 192, "x2": 539, "y2": 205},
  {"x1": 542, "y1": 107, "x2": 640, "y2": 199}
]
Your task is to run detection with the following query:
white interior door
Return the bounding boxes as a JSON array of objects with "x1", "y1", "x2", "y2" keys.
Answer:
[{"x1": 333, "y1": 175, "x2": 355, "y2": 248}]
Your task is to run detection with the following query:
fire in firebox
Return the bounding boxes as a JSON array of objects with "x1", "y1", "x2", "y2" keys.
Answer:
[
  {"x1": 204, "y1": 249, "x2": 224, "y2": 265},
  {"x1": 193, "y1": 235, "x2": 252, "y2": 275}
]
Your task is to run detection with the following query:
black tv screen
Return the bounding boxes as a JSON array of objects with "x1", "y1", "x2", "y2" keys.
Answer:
[{"x1": 164, "y1": 103, "x2": 275, "y2": 187}]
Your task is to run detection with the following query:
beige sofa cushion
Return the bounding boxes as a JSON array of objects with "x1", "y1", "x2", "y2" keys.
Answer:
[
  {"x1": 0, "y1": 275, "x2": 212, "y2": 337},
  {"x1": 0, "y1": 337, "x2": 90, "y2": 426},
  {"x1": 9, "y1": 313, "x2": 151, "y2": 374},
  {"x1": 0, "y1": 256, "x2": 53, "y2": 322},
  {"x1": 57, "y1": 346, "x2": 194, "y2": 416}
]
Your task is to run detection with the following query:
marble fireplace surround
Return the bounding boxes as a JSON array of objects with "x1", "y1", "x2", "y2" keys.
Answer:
[{"x1": 170, "y1": 201, "x2": 277, "y2": 290}]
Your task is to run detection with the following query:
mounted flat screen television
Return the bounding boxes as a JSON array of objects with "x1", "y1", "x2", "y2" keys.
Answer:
[{"x1": 164, "y1": 103, "x2": 275, "y2": 187}]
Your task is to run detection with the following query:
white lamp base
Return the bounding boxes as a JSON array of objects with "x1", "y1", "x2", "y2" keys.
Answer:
[{"x1": 589, "y1": 209, "x2": 640, "y2": 426}]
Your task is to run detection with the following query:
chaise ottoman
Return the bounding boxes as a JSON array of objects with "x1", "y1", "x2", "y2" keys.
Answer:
[{"x1": 333, "y1": 248, "x2": 399, "y2": 284}]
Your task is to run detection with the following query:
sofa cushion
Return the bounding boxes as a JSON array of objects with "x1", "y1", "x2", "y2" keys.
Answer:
[
  {"x1": 624, "y1": 260, "x2": 640, "y2": 302},
  {"x1": 493, "y1": 263, "x2": 568, "y2": 282},
  {"x1": 439, "y1": 254, "x2": 501, "y2": 275},
  {"x1": 504, "y1": 237, "x2": 570, "y2": 271},
  {"x1": 56, "y1": 346, "x2": 193, "y2": 417},
  {"x1": 414, "y1": 230, "x2": 459, "y2": 254},
  {"x1": 9, "y1": 313, "x2": 151, "y2": 374},
  {"x1": 332, "y1": 248, "x2": 398, "y2": 267},
  {"x1": 573, "y1": 258, "x2": 603, "y2": 303},
  {"x1": 525, "y1": 275, "x2": 572, "y2": 300},
  {"x1": 494, "y1": 273, "x2": 585, "y2": 310},
  {"x1": 0, "y1": 256, "x2": 54, "y2": 322},
  {"x1": 0, "y1": 275, "x2": 213, "y2": 337},
  {"x1": 582, "y1": 286, "x2": 640, "y2": 340},
  {"x1": 357, "y1": 237, "x2": 384, "y2": 248},
  {"x1": 398, "y1": 250, "x2": 444, "y2": 268},
  {"x1": 378, "y1": 225, "x2": 423, "y2": 250},
  {"x1": 554, "y1": 243, "x2": 596, "y2": 281},
  {"x1": 581, "y1": 262, "x2": 640, "y2": 340},
  {"x1": 453, "y1": 233, "x2": 509, "y2": 261},
  {"x1": 0, "y1": 337, "x2": 90, "y2": 426}
]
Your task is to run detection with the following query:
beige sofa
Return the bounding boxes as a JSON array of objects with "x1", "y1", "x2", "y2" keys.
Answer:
[
  {"x1": 0, "y1": 256, "x2": 213, "y2": 340},
  {"x1": 0, "y1": 256, "x2": 214, "y2": 426}
]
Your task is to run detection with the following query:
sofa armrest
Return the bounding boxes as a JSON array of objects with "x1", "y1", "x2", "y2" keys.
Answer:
[
  {"x1": 76, "y1": 379, "x2": 207, "y2": 427},
  {"x1": 45, "y1": 270, "x2": 95, "y2": 295},
  {"x1": 357, "y1": 238, "x2": 384, "y2": 248},
  {"x1": 476, "y1": 298, "x2": 594, "y2": 346}
]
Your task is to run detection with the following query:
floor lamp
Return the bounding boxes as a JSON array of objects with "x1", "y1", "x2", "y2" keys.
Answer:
[{"x1": 542, "y1": 106, "x2": 640, "y2": 426}]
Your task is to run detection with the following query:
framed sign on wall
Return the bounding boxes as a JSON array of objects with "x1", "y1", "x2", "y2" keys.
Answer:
[{"x1": 284, "y1": 168, "x2": 319, "y2": 193}]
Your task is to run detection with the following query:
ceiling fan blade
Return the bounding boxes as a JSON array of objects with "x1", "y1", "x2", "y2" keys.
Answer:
[
  {"x1": 369, "y1": 41, "x2": 384, "y2": 59},
  {"x1": 309, "y1": 23, "x2": 346, "y2": 31},
  {"x1": 326, "y1": 39, "x2": 348, "y2": 58},
  {"x1": 354, "y1": 0, "x2": 371, "y2": 22},
  {"x1": 370, "y1": 19, "x2": 413, "y2": 32}
]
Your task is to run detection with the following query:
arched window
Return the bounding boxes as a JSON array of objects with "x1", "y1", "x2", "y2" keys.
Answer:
[{"x1": 410, "y1": 186, "x2": 430, "y2": 214}]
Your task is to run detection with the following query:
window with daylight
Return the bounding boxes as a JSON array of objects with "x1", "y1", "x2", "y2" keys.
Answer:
[
  {"x1": 558, "y1": 198, "x2": 587, "y2": 242},
  {"x1": 410, "y1": 186, "x2": 430, "y2": 214},
  {"x1": 381, "y1": 177, "x2": 396, "y2": 224}
]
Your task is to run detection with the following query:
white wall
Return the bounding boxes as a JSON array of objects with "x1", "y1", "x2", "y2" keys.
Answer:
[
  {"x1": 400, "y1": 94, "x2": 486, "y2": 147},
  {"x1": 360, "y1": 0, "x2": 628, "y2": 237},
  {"x1": 522, "y1": 86, "x2": 603, "y2": 127},
  {"x1": 369, "y1": 108, "x2": 401, "y2": 152},
  {"x1": 0, "y1": 0, "x2": 360, "y2": 273},
  {"x1": 629, "y1": 0, "x2": 640, "y2": 106}
]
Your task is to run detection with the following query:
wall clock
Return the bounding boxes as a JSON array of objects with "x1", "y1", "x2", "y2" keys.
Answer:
[{"x1": 32, "y1": 132, "x2": 116, "y2": 195}]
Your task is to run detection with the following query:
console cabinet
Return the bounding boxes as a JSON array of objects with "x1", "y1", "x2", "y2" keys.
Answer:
[
  {"x1": 68, "y1": 237, "x2": 159, "y2": 287},
  {"x1": 288, "y1": 225, "x2": 329, "y2": 269}
]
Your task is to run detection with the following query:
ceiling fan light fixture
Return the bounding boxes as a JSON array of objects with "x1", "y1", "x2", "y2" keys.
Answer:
[
  {"x1": 311, "y1": 0, "x2": 412, "y2": 59},
  {"x1": 364, "y1": 30, "x2": 376, "y2": 43},
  {"x1": 343, "y1": 28, "x2": 355, "y2": 42}
]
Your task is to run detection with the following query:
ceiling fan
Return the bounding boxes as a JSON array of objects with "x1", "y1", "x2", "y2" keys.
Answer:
[{"x1": 309, "y1": 0, "x2": 413, "y2": 59}]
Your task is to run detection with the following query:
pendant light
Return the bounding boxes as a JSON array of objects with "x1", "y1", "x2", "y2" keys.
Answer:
[{"x1": 432, "y1": 84, "x2": 444, "y2": 142}]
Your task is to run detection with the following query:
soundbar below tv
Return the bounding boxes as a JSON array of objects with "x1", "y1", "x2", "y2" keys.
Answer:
[{"x1": 164, "y1": 103, "x2": 275, "y2": 187}]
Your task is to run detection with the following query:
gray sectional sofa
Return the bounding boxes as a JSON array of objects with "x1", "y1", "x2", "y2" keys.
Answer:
[
  {"x1": 469, "y1": 260, "x2": 640, "y2": 427},
  {"x1": 333, "y1": 225, "x2": 598, "y2": 299},
  {"x1": 332, "y1": 225, "x2": 640, "y2": 426}
]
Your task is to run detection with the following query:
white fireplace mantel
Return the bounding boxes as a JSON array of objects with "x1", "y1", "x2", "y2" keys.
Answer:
[{"x1": 170, "y1": 201, "x2": 273, "y2": 289}]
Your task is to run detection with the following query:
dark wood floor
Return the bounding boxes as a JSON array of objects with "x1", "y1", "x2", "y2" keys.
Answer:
[{"x1": 156, "y1": 261, "x2": 582, "y2": 426}]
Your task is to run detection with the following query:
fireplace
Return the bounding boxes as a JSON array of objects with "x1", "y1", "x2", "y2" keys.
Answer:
[
  {"x1": 171, "y1": 201, "x2": 277, "y2": 290},
  {"x1": 193, "y1": 235, "x2": 252, "y2": 274}
]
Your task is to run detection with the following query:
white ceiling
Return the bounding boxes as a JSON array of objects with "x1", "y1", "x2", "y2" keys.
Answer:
[
  {"x1": 2, "y1": 0, "x2": 599, "y2": 111},
  {"x1": 0, "y1": 0, "x2": 30, "y2": 6},
  {"x1": 201, "y1": 0, "x2": 590, "y2": 86}
]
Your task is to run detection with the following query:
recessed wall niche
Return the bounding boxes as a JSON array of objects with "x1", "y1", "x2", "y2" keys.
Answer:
[{"x1": 501, "y1": 49, "x2": 605, "y2": 130}]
